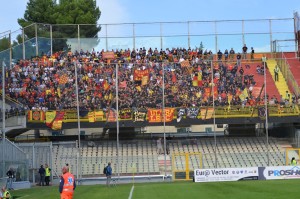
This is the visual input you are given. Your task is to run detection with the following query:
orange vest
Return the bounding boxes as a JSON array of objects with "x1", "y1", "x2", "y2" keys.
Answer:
[{"x1": 62, "y1": 172, "x2": 75, "y2": 193}]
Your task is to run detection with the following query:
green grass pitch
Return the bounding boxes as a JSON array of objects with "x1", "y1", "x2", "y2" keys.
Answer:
[{"x1": 10, "y1": 179, "x2": 300, "y2": 199}]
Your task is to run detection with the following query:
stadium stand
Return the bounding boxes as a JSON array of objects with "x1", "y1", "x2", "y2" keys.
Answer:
[
  {"x1": 4, "y1": 47, "x2": 280, "y2": 111},
  {"x1": 2, "y1": 44, "x2": 298, "y2": 180},
  {"x1": 19, "y1": 136, "x2": 282, "y2": 177}
]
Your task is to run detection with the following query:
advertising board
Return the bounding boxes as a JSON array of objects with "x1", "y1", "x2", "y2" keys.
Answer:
[
  {"x1": 194, "y1": 167, "x2": 258, "y2": 182},
  {"x1": 259, "y1": 166, "x2": 300, "y2": 180}
]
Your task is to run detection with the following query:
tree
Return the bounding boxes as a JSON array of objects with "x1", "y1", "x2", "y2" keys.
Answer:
[
  {"x1": 17, "y1": 0, "x2": 101, "y2": 53},
  {"x1": 0, "y1": 37, "x2": 10, "y2": 52}
]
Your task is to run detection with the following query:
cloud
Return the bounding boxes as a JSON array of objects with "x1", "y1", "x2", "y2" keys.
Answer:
[
  {"x1": 96, "y1": 0, "x2": 131, "y2": 49},
  {"x1": 97, "y1": 0, "x2": 129, "y2": 24}
]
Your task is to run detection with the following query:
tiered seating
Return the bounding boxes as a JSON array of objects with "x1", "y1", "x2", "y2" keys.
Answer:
[
  {"x1": 52, "y1": 141, "x2": 159, "y2": 177},
  {"x1": 169, "y1": 137, "x2": 285, "y2": 169},
  {"x1": 52, "y1": 144, "x2": 78, "y2": 175},
  {"x1": 17, "y1": 143, "x2": 51, "y2": 169},
  {"x1": 284, "y1": 52, "x2": 300, "y2": 86}
]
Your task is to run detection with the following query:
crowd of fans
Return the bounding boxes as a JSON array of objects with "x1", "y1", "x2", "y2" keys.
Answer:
[{"x1": 1, "y1": 45, "x2": 296, "y2": 112}]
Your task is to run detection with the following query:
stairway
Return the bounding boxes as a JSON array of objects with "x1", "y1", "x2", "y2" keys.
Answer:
[
  {"x1": 158, "y1": 155, "x2": 172, "y2": 175},
  {"x1": 267, "y1": 59, "x2": 291, "y2": 100}
]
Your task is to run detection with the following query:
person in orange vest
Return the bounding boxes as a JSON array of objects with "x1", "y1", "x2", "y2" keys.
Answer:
[{"x1": 59, "y1": 166, "x2": 76, "y2": 199}]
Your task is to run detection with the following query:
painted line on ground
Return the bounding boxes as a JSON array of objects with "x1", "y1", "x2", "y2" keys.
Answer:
[
  {"x1": 128, "y1": 185, "x2": 135, "y2": 199},
  {"x1": 18, "y1": 195, "x2": 29, "y2": 199}
]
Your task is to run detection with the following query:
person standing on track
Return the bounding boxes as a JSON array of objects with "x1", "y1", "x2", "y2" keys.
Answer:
[
  {"x1": 45, "y1": 164, "x2": 51, "y2": 186},
  {"x1": 59, "y1": 166, "x2": 76, "y2": 199},
  {"x1": 105, "y1": 162, "x2": 112, "y2": 187}
]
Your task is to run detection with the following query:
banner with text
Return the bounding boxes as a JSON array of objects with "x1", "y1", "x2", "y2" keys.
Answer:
[
  {"x1": 148, "y1": 108, "x2": 175, "y2": 123},
  {"x1": 102, "y1": 51, "x2": 115, "y2": 59},
  {"x1": 259, "y1": 166, "x2": 300, "y2": 180},
  {"x1": 119, "y1": 108, "x2": 132, "y2": 120},
  {"x1": 194, "y1": 167, "x2": 259, "y2": 182},
  {"x1": 133, "y1": 69, "x2": 149, "y2": 81},
  {"x1": 133, "y1": 110, "x2": 147, "y2": 122}
]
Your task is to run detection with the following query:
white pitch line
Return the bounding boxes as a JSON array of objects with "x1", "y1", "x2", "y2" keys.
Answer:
[
  {"x1": 128, "y1": 185, "x2": 135, "y2": 199},
  {"x1": 18, "y1": 195, "x2": 29, "y2": 199}
]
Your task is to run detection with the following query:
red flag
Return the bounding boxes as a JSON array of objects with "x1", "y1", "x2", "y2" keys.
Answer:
[
  {"x1": 172, "y1": 72, "x2": 177, "y2": 83},
  {"x1": 119, "y1": 81, "x2": 127, "y2": 88}
]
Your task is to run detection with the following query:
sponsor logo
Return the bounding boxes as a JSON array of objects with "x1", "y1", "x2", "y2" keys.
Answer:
[
  {"x1": 268, "y1": 166, "x2": 300, "y2": 176},
  {"x1": 195, "y1": 170, "x2": 210, "y2": 177},
  {"x1": 196, "y1": 169, "x2": 229, "y2": 177}
]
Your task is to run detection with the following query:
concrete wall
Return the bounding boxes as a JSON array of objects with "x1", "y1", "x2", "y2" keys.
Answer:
[{"x1": 22, "y1": 128, "x2": 104, "y2": 136}]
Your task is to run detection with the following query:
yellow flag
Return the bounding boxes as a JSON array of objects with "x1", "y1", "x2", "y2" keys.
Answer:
[
  {"x1": 239, "y1": 88, "x2": 249, "y2": 101},
  {"x1": 136, "y1": 86, "x2": 142, "y2": 92},
  {"x1": 46, "y1": 89, "x2": 51, "y2": 95},
  {"x1": 57, "y1": 88, "x2": 61, "y2": 97}
]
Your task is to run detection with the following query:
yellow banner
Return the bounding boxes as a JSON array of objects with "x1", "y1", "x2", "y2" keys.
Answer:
[
  {"x1": 200, "y1": 108, "x2": 214, "y2": 120},
  {"x1": 141, "y1": 76, "x2": 149, "y2": 86},
  {"x1": 94, "y1": 111, "x2": 105, "y2": 121},
  {"x1": 88, "y1": 112, "x2": 95, "y2": 122}
]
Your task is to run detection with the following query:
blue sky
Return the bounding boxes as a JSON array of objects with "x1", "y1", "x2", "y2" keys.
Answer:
[{"x1": 0, "y1": 0, "x2": 299, "y2": 52}]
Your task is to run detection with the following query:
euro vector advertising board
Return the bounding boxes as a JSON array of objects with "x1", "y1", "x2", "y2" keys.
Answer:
[{"x1": 194, "y1": 167, "x2": 259, "y2": 182}]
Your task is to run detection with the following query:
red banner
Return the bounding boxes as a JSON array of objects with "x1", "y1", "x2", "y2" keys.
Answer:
[
  {"x1": 134, "y1": 69, "x2": 149, "y2": 81},
  {"x1": 102, "y1": 51, "x2": 115, "y2": 59},
  {"x1": 203, "y1": 87, "x2": 218, "y2": 98},
  {"x1": 148, "y1": 108, "x2": 175, "y2": 123}
]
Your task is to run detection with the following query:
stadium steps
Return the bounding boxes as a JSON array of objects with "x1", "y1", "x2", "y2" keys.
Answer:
[
  {"x1": 267, "y1": 59, "x2": 291, "y2": 100},
  {"x1": 242, "y1": 63, "x2": 281, "y2": 100},
  {"x1": 158, "y1": 155, "x2": 172, "y2": 173}
]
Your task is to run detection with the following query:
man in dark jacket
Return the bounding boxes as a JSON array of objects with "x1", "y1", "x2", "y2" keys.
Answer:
[
  {"x1": 6, "y1": 168, "x2": 14, "y2": 190},
  {"x1": 38, "y1": 165, "x2": 46, "y2": 186},
  {"x1": 105, "y1": 162, "x2": 112, "y2": 187}
]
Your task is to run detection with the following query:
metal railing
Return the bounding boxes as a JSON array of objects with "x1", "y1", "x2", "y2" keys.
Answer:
[
  {"x1": 0, "y1": 17, "x2": 296, "y2": 68},
  {"x1": 276, "y1": 46, "x2": 300, "y2": 96},
  {"x1": 0, "y1": 138, "x2": 29, "y2": 181}
]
